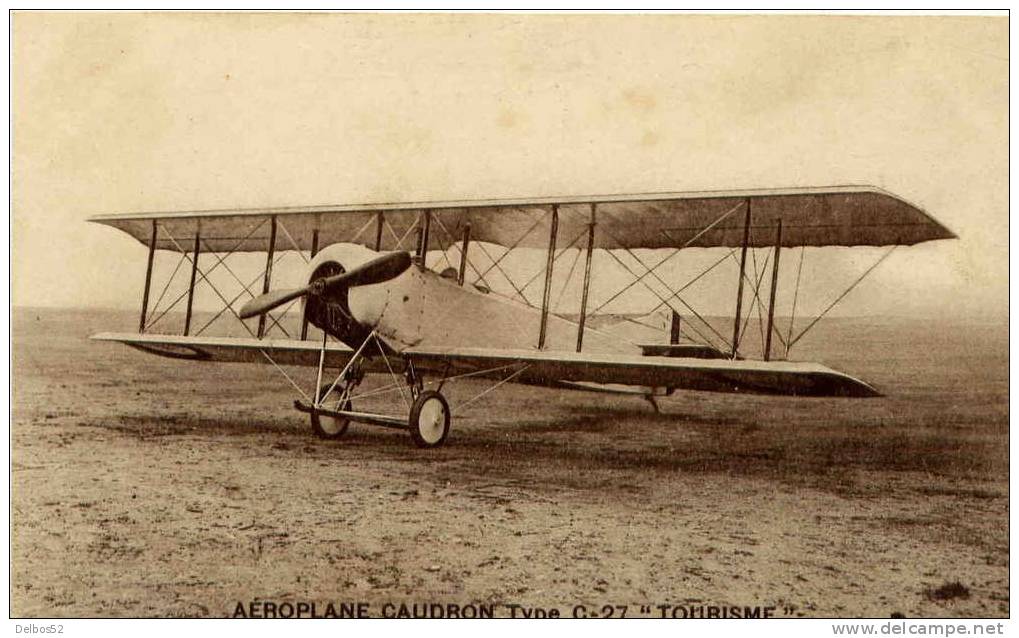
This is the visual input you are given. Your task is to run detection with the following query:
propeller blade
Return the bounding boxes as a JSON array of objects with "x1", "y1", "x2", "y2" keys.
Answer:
[
  {"x1": 239, "y1": 287, "x2": 308, "y2": 319},
  {"x1": 239, "y1": 252, "x2": 412, "y2": 319},
  {"x1": 320, "y1": 251, "x2": 413, "y2": 292}
]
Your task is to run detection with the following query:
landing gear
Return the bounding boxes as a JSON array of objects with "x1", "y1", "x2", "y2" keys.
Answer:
[
  {"x1": 310, "y1": 402, "x2": 351, "y2": 438},
  {"x1": 294, "y1": 331, "x2": 454, "y2": 448},
  {"x1": 409, "y1": 390, "x2": 451, "y2": 448},
  {"x1": 310, "y1": 383, "x2": 351, "y2": 439}
]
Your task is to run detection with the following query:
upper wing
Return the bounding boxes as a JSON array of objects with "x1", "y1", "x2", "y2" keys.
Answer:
[
  {"x1": 92, "y1": 332, "x2": 878, "y2": 398},
  {"x1": 88, "y1": 186, "x2": 954, "y2": 253}
]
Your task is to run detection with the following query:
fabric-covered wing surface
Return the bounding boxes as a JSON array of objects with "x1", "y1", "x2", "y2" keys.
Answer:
[
  {"x1": 557, "y1": 189, "x2": 952, "y2": 248},
  {"x1": 88, "y1": 186, "x2": 955, "y2": 253},
  {"x1": 90, "y1": 333, "x2": 359, "y2": 367},
  {"x1": 403, "y1": 345, "x2": 880, "y2": 397},
  {"x1": 91, "y1": 333, "x2": 879, "y2": 398}
]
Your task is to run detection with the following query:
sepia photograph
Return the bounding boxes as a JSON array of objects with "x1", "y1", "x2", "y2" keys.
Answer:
[{"x1": 9, "y1": 10, "x2": 1009, "y2": 624}]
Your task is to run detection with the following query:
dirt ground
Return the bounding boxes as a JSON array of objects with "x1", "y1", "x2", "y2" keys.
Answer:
[{"x1": 10, "y1": 308, "x2": 1008, "y2": 618}]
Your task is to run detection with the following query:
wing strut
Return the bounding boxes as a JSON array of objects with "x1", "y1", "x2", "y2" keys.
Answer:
[
  {"x1": 374, "y1": 211, "x2": 384, "y2": 251},
  {"x1": 589, "y1": 199, "x2": 745, "y2": 315},
  {"x1": 670, "y1": 311, "x2": 681, "y2": 344},
  {"x1": 183, "y1": 224, "x2": 202, "y2": 336},
  {"x1": 146, "y1": 218, "x2": 267, "y2": 335},
  {"x1": 537, "y1": 204, "x2": 559, "y2": 349},
  {"x1": 731, "y1": 199, "x2": 752, "y2": 358},
  {"x1": 300, "y1": 226, "x2": 320, "y2": 340},
  {"x1": 764, "y1": 219, "x2": 783, "y2": 361},
  {"x1": 457, "y1": 222, "x2": 471, "y2": 286},
  {"x1": 257, "y1": 216, "x2": 278, "y2": 339},
  {"x1": 576, "y1": 203, "x2": 597, "y2": 352},
  {"x1": 139, "y1": 220, "x2": 157, "y2": 333},
  {"x1": 429, "y1": 214, "x2": 499, "y2": 298},
  {"x1": 416, "y1": 209, "x2": 432, "y2": 266}
]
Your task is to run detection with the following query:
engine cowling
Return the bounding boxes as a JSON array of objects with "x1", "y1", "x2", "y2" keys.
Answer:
[{"x1": 301, "y1": 244, "x2": 376, "y2": 349}]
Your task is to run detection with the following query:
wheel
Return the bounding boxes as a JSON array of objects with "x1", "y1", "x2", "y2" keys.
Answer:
[
  {"x1": 409, "y1": 390, "x2": 451, "y2": 448},
  {"x1": 310, "y1": 399, "x2": 351, "y2": 439},
  {"x1": 310, "y1": 385, "x2": 351, "y2": 440}
]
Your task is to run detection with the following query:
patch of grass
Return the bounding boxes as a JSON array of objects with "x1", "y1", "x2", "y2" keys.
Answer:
[
  {"x1": 924, "y1": 581, "x2": 971, "y2": 602},
  {"x1": 915, "y1": 486, "x2": 1001, "y2": 500}
]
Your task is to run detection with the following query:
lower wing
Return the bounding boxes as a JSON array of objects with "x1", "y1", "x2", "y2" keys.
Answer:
[
  {"x1": 403, "y1": 345, "x2": 879, "y2": 397},
  {"x1": 91, "y1": 332, "x2": 879, "y2": 398}
]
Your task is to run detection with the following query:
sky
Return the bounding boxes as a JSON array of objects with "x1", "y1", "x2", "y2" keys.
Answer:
[{"x1": 12, "y1": 13, "x2": 1008, "y2": 320}]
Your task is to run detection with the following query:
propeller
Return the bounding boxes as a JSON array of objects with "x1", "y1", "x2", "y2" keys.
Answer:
[{"x1": 239, "y1": 251, "x2": 412, "y2": 319}]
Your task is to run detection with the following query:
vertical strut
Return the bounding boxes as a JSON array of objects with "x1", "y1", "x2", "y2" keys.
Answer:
[
  {"x1": 576, "y1": 203, "x2": 596, "y2": 352},
  {"x1": 374, "y1": 211, "x2": 384, "y2": 251},
  {"x1": 670, "y1": 311, "x2": 682, "y2": 345},
  {"x1": 300, "y1": 227, "x2": 320, "y2": 341},
  {"x1": 731, "y1": 199, "x2": 752, "y2": 358},
  {"x1": 457, "y1": 222, "x2": 472, "y2": 286},
  {"x1": 183, "y1": 225, "x2": 201, "y2": 336},
  {"x1": 257, "y1": 216, "x2": 278, "y2": 339},
  {"x1": 538, "y1": 204, "x2": 559, "y2": 350},
  {"x1": 416, "y1": 209, "x2": 431, "y2": 268},
  {"x1": 139, "y1": 220, "x2": 157, "y2": 333},
  {"x1": 764, "y1": 219, "x2": 783, "y2": 361},
  {"x1": 314, "y1": 330, "x2": 327, "y2": 405}
]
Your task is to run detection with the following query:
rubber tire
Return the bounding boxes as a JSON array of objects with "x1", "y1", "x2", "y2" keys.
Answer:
[
  {"x1": 310, "y1": 387, "x2": 352, "y2": 440},
  {"x1": 409, "y1": 390, "x2": 451, "y2": 448}
]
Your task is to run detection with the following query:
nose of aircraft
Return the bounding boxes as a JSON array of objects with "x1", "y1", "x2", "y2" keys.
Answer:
[
  {"x1": 297, "y1": 245, "x2": 416, "y2": 348},
  {"x1": 240, "y1": 249, "x2": 412, "y2": 320}
]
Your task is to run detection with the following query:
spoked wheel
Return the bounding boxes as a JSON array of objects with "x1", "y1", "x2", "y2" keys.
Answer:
[
  {"x1": 310, "y1": 384, "x2": 352, "y2": 440},
  {"x1": 409, "y1": 390, "x2": 451, "y2": 448}
]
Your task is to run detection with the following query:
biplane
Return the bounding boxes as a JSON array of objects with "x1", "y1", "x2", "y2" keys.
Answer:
[{"x1": 89, "y1": 186, "x2": 955, "y2": 448}]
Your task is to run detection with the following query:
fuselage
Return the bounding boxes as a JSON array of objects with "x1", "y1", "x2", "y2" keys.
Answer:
[{"x1": 302, "y1": 243, "x2": 637, "y2": 358}]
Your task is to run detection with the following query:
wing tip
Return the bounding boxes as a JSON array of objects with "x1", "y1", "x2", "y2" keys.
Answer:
[
  {"x1": 876, "y1": 188, "x2": 958, "y2": 242},
  {"x1": 826, "y1": 372, "x2": 882, "y2": 398}
]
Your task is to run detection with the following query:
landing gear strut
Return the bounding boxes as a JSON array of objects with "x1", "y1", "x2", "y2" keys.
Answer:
[
  {"x1": 294, "y1": 331, "x2": 453, "y2": 448},
  {"x1": 310, "y1": 383, "x2": 352, "y2": 439}
]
